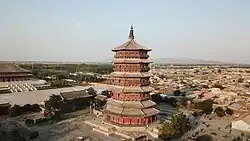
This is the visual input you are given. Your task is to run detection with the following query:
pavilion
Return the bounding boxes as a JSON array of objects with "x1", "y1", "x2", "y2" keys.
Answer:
[{"x1": 0, "y1": 63, "x2": 33, "y2": 82}]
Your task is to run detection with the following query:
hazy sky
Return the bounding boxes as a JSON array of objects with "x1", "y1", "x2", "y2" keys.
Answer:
[{"x1": 1, "y1": 0, "x2": 250, "y2": 63}]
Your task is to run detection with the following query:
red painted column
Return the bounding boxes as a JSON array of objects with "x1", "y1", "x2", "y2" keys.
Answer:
[
  {"x1": 145, "y1": 117, "x2": 148, "y2": 124},
  {"x1": 138, "y1": 118, "x2": 141, "y2": 125}
]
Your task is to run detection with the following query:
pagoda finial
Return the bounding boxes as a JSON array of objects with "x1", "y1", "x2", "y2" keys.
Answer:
[{"x1": 128, "y1": 25, "x2": 134, "y2": 40}]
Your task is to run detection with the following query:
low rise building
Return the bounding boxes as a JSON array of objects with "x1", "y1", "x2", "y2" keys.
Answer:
[{"x1": 232, "y1": 115, "x2": 250, "y2": 133}]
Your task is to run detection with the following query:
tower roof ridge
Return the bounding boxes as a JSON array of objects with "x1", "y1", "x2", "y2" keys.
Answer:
[
  {"x1": 128, "y1": 25, "x2": 134, "y2": 40},
  {"x1": 112, "y1": 25, "x2": 152, "y2": 51}
]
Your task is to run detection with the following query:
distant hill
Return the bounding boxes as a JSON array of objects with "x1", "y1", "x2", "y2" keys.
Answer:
[
  {"x1": 0, "y1": 58, "x2": 230, "y2": 65},
  {"x1": 151, "y1": 58, "x2": 228, "y2": 64},
  {"x1": 99, "y1": 57, "x2": 229, "y2": 64}
]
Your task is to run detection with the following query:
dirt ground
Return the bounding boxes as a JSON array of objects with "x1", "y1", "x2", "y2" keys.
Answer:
[
  {"x1": 182, "y1": 114, "x2": 250, "y2": 141},
  {"x1": 0, "y1": 109, "x2": 124, "y2": 141}
]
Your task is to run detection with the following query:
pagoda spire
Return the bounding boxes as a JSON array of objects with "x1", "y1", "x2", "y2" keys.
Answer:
[{"x1": 128, "y1": 25, "x2": 134, "y2": 40}]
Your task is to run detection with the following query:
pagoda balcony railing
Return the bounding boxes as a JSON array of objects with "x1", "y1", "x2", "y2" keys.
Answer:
[
  {"x1": 114, "y1": 55, "x2": 149, "y2": 59},
  {"x1": 113, "y1": 68, "x2": 150, "y2": 72},
  {"x1": 111, "y1": 96, "x2": 151, "y2": 101},
  {"x1": 111, "y1": 83, "x2": 151, "y2": 87}
]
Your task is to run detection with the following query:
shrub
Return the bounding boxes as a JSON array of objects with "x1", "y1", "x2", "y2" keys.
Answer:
[
  {"x1": 192, "y1": 110, "x2": 203, "y2": 117},
  {"x1": 34, "y1": 118, "x2": 50, "y2": 125},
  {"x1": 11, "y1": 130, "x2": 20, "y2": 138},
  {"x1": 192, "y1": 100, "x2": 213, "y2": 115},
  {"x1": 201, "y1": 100, "x2": 214, "y2": 115},
  {"x1": 25, "y1": 119, "x2": 34, "y2": 126},
  {"x1": 18, "y1": 137, "x2": 26, "y2": 141},
  {"x1": 28, "y1": 131, "x2": 39, "y2": 139},
  {"x1": 214, "y1": 107, "x2": 226, "y2": 117},
  {"x1": 212, "y1": 83, "x2": 224, "y2": 90},
  {"x1": 9, "y1": 105, "x2": 22, "y2": 117},
  {"x1": 173, "y1": 90, "x2": 181, "y2": 96},
  {"x1": 225, "y1": 108, "x2": 233, "y2": 115},
  {"x1": 195, "y1": 134, "x2": 214, "y2": 141},
  {"x1": 238, "y1": 78, "x2": 244, "y2": 83}
]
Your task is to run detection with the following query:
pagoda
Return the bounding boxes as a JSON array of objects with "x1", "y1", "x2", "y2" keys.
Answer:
[{"x1": 105, "y1": 26, "x2": 160, "y2": 126}]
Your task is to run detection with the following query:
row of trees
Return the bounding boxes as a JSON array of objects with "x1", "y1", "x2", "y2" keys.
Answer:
[
  {"x1": 191, "y1": 99, "x2": 234, "y2": 117},
  {"x1": 76, "y1": 74, "x2": 106, "y2": 83},
  {"x1": 191, "y1": 99, "x2": 214, "y2": 115},
  {"x1": 20, "y1": 63, "x2": 113, "y2": 76}
]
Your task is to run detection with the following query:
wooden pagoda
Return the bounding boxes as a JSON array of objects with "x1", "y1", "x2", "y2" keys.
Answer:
[{"x1": 105, "y1": 26, "x2": 159, "y2": 126}]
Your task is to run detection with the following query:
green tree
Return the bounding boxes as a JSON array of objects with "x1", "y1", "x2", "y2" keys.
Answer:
[
  {"x1": 25, "y1": 119, "x2": 34, "y2": 126},
  {"x1": 214, "y1": 107, "x2": 226, "y2": 117},
  {"x1": 201, "y1": 100, "x2": 214, "y2": 115},
  {"x1": 9, "y1": 105, "x2": 22, "y2": 117},
  {"x1": 212, "y1": 83, "x2": 224, "y2": 90},
  {"x1": 44, "y1": 95, "x2": 63, "y2": 120},
  {"x1": 217, "y1": 69, "x2": 222, "y2": 74},
  {"x1": 173, "y1": 89, "x2": 182, "y2": 96},
  {"x1": 160, "y1": 112, "x2": 191, "y2": 138},
  {"x1": 101, "y1": 90, "x2": 109, "y2": 96},
  {"x1": 225, "y1": 108, "x2": 233, "y2": 115},
  {"x1": 237, "y1": 78, "x2": 244, "y2": 83},
  {"x1": 87, "y1": 87, "x2": 97, "y2": 96}
]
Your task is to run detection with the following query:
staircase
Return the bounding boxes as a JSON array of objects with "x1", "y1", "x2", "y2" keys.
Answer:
[{"x1": 8, "y1": 83, "x2": 37, "y2": 93}]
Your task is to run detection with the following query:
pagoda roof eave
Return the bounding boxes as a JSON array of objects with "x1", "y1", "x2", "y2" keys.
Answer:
[
  {"x1": 110, "y1": 72, "x2": 152, "y2": 78},
  {"x1": 112, "y1": 39, "x2": 152, "y2": 51},
  {"x1": 114, "y1": 59, "x2": 152, "y2": 64},
  {"x1": 105, "y1": 104, "x2": 159, "y2": 117},
  {"x1": 112, "y1": 48, "x2": 152, "y2": 52},
  {"x1": 106, "y1": 99, "x2": 157, "y2": 109},
  {"x1": 0, "y1": 63, "x2": 31, "y2": 73},
  {"x1": 108, "y1": 85, "x2": 154, "y2": 93}
]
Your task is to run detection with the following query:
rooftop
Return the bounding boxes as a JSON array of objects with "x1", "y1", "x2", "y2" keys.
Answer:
[
  {"x1": 242, "y1": 115, "x2": 250, "y2": 124},
  {"x1": 95, "y1": 95, "x2": 108, "y2": 101},
  {"x1": 110, "y1": 72, "x2": 152, "y2": 78},
  {"x1": 109, "y1": 85, "x2": 154, "y2": 93},
  {"x1": 0, "y1": 63, "x2": 31, "y2": 73},
  {"x1": 112, "y1": 26, "x2": 151, "y2": 51},
  {"x1": 0, "y1": 86, "x2": 105, "y2": 106},
  {"x1": 105, "y1": 104, "x2": 159, "y2": 117},
  {"x1": 60, "y1": 90, "x2": 92, "y2": 100},
  {"x1": 106, "y1": 99, "x2": 156, "y2": 109}
]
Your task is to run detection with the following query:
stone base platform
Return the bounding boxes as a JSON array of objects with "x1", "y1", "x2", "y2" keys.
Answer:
[{"x1": 85, "y1": 116, "x2": 162, "y2": 141}]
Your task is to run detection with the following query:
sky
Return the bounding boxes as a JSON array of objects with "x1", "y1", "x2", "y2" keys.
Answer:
[{"x1": 0, "y1": 0, "x2": 250, "y2": 63}]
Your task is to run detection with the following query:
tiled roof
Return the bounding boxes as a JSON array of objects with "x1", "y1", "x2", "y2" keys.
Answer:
[
  {"x1": 108, "y1": 85, "x2": 154, "y2": 93},
  {"x1": 112, "y1": 26, "x2": 151, "y2": 51},
  {"x1": 122, "y1": 108, "x2": 145, "y2": 116},
  {"x1": 112, "y1": 39, "x2": 151, "y2": 51},
  {"x1": 142, "y1": 108, "x2": 160, "y2": 116},
  {"x1": 0, "y1": 63, "x2": 30, "y2": 73},
  {"x1": 105, "y1": 104, "x2": 159, "y2": 117},
  {"x1": 60, "y1": 90, "x2": 92, "y2": 100},
  {"x1": 95, "y1": 95, "x2": 108, "y2": 101},
  {"x1": 106, "y1": 99, "x2": 156, "y2": 109}
]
